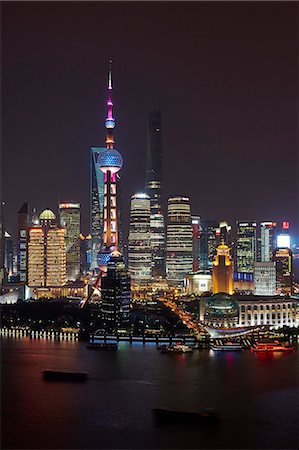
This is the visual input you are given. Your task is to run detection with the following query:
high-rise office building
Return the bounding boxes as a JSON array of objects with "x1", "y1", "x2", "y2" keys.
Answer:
[
  {"x1": 128, "y1": 193, "x2": 151, "y2": 284},
  {"x1": 254, "y1": 262, "x2": 276, "y2": 296},
  {"x1": 212, "y1": 242, "x2": 233, "y2": 295},
  {"x1": 90, "y1": 146, "x2": 106, "y2": 269},
  {"x1": 31, "y1": 207, "x2": 39, "y2": 226},
  {"x1": 166, "y1": 197, "x2": 193, "y2": 285},
  {"x1": 28, "y1": 209, "x2": 66, "y2": 287},
  {"x1": 217, "y1": 221, "x2": 232, "y2": 247},
  {"x1": 17, "y1": 202, "x2": 29, "y2": 283},
  {"x1": 260, "y1": 222, "x2": 277, "y2": 262},
  {"x1": 28, "y1": 227, "x2": 45, "y2": 287},
  {"x1": 4, "y1": 231, "x2": 14, "y2": 277},
  {"x1": 101, "y1": 254, "x2": 131, "y2": 330},
  {"x1": 46, "y1": 227, "x2": 67, "y2": 287},
  {"x1": 191, "y1": 216, "x2": 200, "y2": 272},
  {"x1": 199, "y1": 220, "x2": 219, "y2": 271},
  {"x1": 272, "y1": 248, "x2": 293, "y2": 295},
  {"x1": 236, "y1": 221, "x2": 257, "y2": 273},
  {"x1": 59, "y1": 202, "x2": 81, "y2": 281},
  {"x1": 80, "y1": 233, "x2": 91, "y2": 273},
  {"x1": 145, "y1": 109, "x2": 165, "y2": 278}
]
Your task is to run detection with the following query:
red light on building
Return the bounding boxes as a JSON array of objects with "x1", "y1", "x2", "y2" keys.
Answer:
[{"x1": 283, "y1": 221, "x2": 289, "y2": 229}]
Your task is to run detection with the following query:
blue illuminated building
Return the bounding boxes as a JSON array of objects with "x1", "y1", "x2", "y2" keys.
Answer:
[{"x1": 89, "y1": 147, "x2": 106, "y2": 269}]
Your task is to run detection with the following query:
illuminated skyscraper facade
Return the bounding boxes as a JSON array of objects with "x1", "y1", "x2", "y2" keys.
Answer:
[
  {"x1": 166, "y1": 197, "x2": 193, "y2": 285},
  {"x1": 17, "y1": 202, "x2": 29, "y2": 283},
  {"x1": 28, "y1": 227, "x2": 44, "y2": 287},
  {"x1": 101, "y1": 254, "x2": 131, "y2": 330},
  {"x1": 59, "y1": 203, "x2": 81, "y2": 281},
  {"x1": 217, "y1": 221, "x2": 232, "y2": 247},
  {"x1": 191, "y1": 216, "x2": 200, "y2": 272},
  {"x1": 272, "y1": 247, "x2": 293, "y2": 295},
  {"x1": 28, "y1": 209, "x2": 66, "y2": 287},
  {"x1": 90, "y1": 147, "x2": 105, "y2": 269},
  {"x1": 46, "y1": 227, "x2": 67, "y2": 287},
  {"x1": 199, "y1": 220, "x2": 219, "y2": 271},
  {"x1": 128, "y1": 193, "x2": 151, "y2": 284},
  {"x1": 254, "y1": 262, "x2": 276, "y2": 296},
  {"x1": 236, "y1": 221, "x2": 257, "y2": 273},
  {"x1": 145, "y1": 109, "x2": 165, "y2": 278},
  {"x1": 212, "y1": 242, "x2": 233, "y2": 295},
  {"x1": 261, "y1": 222, "x2": 277, "y2": 262}
]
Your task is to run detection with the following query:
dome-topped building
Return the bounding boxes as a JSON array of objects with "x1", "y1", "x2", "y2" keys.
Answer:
[
  {"x1": 39, "y1": 208, "x2": 56, "y2": 226},
  {"x1": 202, "y1": 292, "x2": 239, "y2": 328}
]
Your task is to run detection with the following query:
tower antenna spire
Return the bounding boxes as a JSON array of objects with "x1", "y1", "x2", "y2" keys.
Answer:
[
  {"x1": 105, "y1": 59, "x2": 115, "y2": 148},
  {"x1": 108, "y1": 59, "x2": 112, "y2": 90}
]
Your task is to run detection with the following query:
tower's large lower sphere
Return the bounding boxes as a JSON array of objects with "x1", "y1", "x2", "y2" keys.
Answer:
[{"x1": 98, "y1": 148, "x2": 123, "y2": 174}]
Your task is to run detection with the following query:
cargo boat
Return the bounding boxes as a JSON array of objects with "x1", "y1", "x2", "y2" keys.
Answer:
[
  {"x1": 43, "y1": 370, "x2": 88, "y2": 382},
  {"x1": 152, "y1": 408, "x2": 220, "y2": 424},
  {"x1": 86, "y1": 343, "x2": 118, "y2": 351},
  {"x1": 250, "y1": 341, "x2": 295, "y2": 352}
]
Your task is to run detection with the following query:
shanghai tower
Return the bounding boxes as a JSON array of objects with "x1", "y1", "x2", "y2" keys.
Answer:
[{"x1": 145, "y1": 109, "x2": 165, "y2": 278}]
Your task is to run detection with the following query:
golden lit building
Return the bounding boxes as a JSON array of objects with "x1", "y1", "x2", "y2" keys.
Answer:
[
  {"x1": 212, "y1": 241, "x2": 233, "y2": 295},
  {"x1": 28, "y1": 209, "x2": 66, "y2": 288},
  {"x1": 46, "y1": 228, "x2": 66, "y2": 286},
  {"x1": 28, "y1": 227, "x2": 45, "y2": 287}
]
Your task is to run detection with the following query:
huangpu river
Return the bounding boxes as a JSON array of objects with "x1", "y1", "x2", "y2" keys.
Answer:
[{"x1": 1, "y1": 337, "x2": 298, "y2": 449}]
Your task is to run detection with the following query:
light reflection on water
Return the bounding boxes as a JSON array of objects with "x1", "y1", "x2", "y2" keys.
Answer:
[{"x1": 1, "y1": 337, "x2": 298, "y2": 449}]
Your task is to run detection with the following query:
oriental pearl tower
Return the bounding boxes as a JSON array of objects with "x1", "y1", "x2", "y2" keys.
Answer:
[{"x1": 97, "y1": 61, "x2": 123, "y2": 271}]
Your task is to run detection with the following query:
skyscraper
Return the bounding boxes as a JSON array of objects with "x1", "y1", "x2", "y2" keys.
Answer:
[
  {"x1": 17, "y1": 202, "x2": 29, "y2": 283},
  {"x1": 59, "y1": 203, "x2": 81, "y2": 281},
  {"x1": 236, "y1": 221, "x2": 257, "y2": 273},
  {"x1": 128, "y1": 193, "x2": 151, "y2": 285},
  {"x1": 199, "y1": 220, "x2": 219, "y2": 271},
  {"x1": 28, "y1": 209, "x2": 66, "y2": 287},
  {"x1": 191, "y1": 216, "x2": 200, "y2": 272},
  {"x1": 272, "y1": 247, "x2": 293, "y2": 295},
  {"x1": 254, "y1": 262, "x2": 276, "y2": 296},
  {"x1": 28, "y1": 227, "x2": 44, "y2": 287},
  {"x1": 166, "y1": 197, "x2": 193, "y2": 285},
  {"x1": 90, "y1": 146, "x2": 106, "y2": 269},
  {"x1": 212, "y1": 242, "x2": 233, "y2": 295},
  {"x1": 145, "y1": 109, "x2": 165, "y2": 278},
  {"x1": 217, "y1": 221, "x2": 232, "y2": 247},
  {"x1": 101, "y1": 254, "x2": 131, "y2": 330},
  {"x1": 4, "y1": 231, "x2": 14, "y2": 277},
  {"x1": 261, "y1": 222, "x2": 277, "y2": 262}
]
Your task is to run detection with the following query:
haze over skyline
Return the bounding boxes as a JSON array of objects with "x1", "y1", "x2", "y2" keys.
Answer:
[{"x1": 2, "y1": 1, "x2": 298, "y2": 240}]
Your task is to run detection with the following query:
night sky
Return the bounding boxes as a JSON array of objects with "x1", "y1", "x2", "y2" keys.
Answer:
[{"x1": 2, "y1": 1, "x2": 298, "y2": 242}]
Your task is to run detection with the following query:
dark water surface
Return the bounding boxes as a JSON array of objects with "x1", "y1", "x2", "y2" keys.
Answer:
[{"x1": 1, "y1": 337, "x2": 298, "y2": 449}]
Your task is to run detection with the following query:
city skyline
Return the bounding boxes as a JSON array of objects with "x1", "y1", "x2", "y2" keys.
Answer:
[
  {"x1": 1, "y1": 3, "x2": 298, "y2": 450},
  {"x1": 2, "y1": 1, "x2": 297, "y2": 243}
]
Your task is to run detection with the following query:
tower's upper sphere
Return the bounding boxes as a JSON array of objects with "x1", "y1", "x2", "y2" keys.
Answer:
[
  {"x1": 98, "y1": 148, "x2": 123, "y2": 174},
  {"x1": 105, "y1": 118, "x2": 115, "y2": 129}
]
